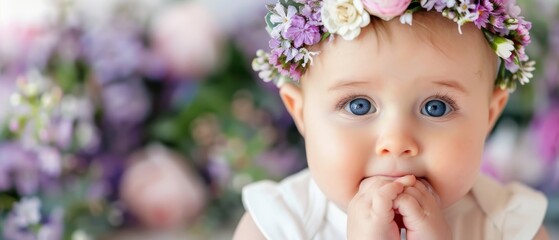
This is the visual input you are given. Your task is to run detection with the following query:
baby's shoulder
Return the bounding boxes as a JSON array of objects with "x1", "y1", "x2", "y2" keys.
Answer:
[
  {"x1": 241, "y1": 169, "x2": 328, "y2": 239},
  {"x1": 472, "y1": 175, "x2": 548, "y2": 239},
  {"x1": 242, "y1": 169, "x2": 315, "y2": 210}
]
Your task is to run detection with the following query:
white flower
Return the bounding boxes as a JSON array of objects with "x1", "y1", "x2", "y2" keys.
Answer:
[
  {"x1": 515, "y1": 60, "x2": 535, "y2": 85},
  {"x1": 420, "y1": 0, "x2": 437, "y2": 10},
  {"x1": 269, "y1": 3, "x2": 298, "y2": 38},
  {"x1": 443, "y1": 0, "x2": 457, "y2": 8},
  {"x1": 299, "y1": 48, "x2": 320, "y2": 67},
  {"x1": 275, "y1": 75, "x2": 292, "y2": 87},
  {"x1": 36, "y1": 146, "x2": 61, "y2": 176},
  {"x1": 321, "y1": 0, "x2": 371, "y2": 41},
  {"x1": 13, "y1": 197, "x2": 41, "y2": 227},
  {"x1": 457, "y1": 11, "x2": 479, "y2": 34},
  {"x1": 72, "y1": 230, "x2": 93, "y2": 240},
  {"x1": 457, "y1": 0, "x2": 475, "y2": 14},
  {"x1": 493, "y1": 36, "x2": 515, "y2": 59},
  {"x1": 252, "y1": 50, "x2": 275, "y2": 82},
  {"x1": 399, "y1": 10, "x2": 413, "y2": 25}
]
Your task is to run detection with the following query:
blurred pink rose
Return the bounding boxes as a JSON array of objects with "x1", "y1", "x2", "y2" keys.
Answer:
[
  {"x1": 120, "y1": 144, "x2": 206, "y2": 229},
  {"x1": 362, "y1": 0, "x2": 411, "y2": 21},
  {"x1": 150, "y1": 2, "x2": 223, "y2": 79}
]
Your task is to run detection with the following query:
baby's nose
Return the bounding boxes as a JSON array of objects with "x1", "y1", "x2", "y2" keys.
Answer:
[{"x1": 374, "y1": 124, "x2": 419, "y2": 157}]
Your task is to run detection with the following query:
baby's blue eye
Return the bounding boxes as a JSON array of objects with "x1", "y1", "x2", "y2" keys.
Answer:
[
  {"x1": 344, "y1": 98, "x2": 376, "y2": 116},
  {"x1": 421, "y1": 100, "x2": 451, "y2": 117}
]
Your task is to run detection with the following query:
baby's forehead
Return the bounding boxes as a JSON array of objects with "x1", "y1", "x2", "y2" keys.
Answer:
[
  {"x1": 331, "y1": 12, "x2": 491, "y2": 58},
  {"x1": 303, "y1": 13, "x2": 498, "y2": 91}
]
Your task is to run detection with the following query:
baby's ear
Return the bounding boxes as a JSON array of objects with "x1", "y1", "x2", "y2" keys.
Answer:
[
  {"x1": 487, "y1": 87, "x2": 510, "y2": 133},
  {"x1": 279, "y1": 83, "x2": 305, "y2": 137}
]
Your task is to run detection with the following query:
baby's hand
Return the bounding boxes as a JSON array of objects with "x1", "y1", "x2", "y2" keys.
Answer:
[
  {"x1": 347, "y1": 175, "x2": 416, "y2": 240},
  {"x1": 393, "y1": 179, "x2": 452, "y2": 240}
]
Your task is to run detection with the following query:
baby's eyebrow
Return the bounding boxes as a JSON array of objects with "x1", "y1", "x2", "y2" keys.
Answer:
[
  {"x1": 432, "y1": 80, "x2": 468, "y2": 94},
  {"x1": 327, "y1": 80, "x2": 371, "y2": 92}
]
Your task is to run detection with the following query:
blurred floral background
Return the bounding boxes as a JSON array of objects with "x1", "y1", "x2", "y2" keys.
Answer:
[{"x1": 0, "y1": 0, "x2": 557, "y2": 239}]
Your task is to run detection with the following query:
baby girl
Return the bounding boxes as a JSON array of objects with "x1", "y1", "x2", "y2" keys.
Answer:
[{"x1": 235, "y1": 0, "x2": 547, "y2": 239}]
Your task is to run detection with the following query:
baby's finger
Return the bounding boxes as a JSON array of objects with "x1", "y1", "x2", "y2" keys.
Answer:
[
  {"x1": 394, "y1": 193, "x2": 427, "y2": 228},
  {"x1": 394, "y1": 175, "x2": 416, "y2": 187},
  {"x1": 372, "y1": 182, "x2": 405, "y2": 218},
  {"x1": 402, "y1": 186, "x2": 426, "y2": 206},
  {"x1": 359, "y1": 176, "x2": 392, "y2": 192},
  {"x1": 348, "y1": 189, "x2": 374, "y2": 218}
]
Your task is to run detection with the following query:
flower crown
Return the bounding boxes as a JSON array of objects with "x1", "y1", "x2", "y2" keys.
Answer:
[{"x1": 252, "y1": 0, "x2": 535, "y2": 90}]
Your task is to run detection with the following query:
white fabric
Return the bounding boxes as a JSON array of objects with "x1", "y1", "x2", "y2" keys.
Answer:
[{"x1": 242, "y1": 169, "x2": 547, "y2": 240}]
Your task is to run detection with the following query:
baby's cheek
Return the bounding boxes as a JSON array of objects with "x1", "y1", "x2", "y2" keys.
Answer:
[
  {"x1": 305, "y1": 126, "x2": 369, "y2": 210},
  {"x1": 429, "y1": 135, "x2": 484, "y2": 208}
]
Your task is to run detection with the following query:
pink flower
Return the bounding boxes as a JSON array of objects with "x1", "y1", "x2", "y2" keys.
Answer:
[
  {"x1": 150, "y1": 1, "x2": 223, "y2": 79},
  {"x1": 362, "y1": 0, "x2": 412, "y2": 21},
  {"x1": 120, "y1": 144, "x2": 206, "y2": 229}
]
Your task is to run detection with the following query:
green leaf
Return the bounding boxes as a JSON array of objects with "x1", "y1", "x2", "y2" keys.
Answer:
[
  {"x1": 265, "y1": 12, "x2": 277, "y2": 30},
  {"x1": 280, "y1": 0, "x2": 304, "y2": 7},
  {"x1": 321, "y1": 32, "x2": 331, "y2": 41}
]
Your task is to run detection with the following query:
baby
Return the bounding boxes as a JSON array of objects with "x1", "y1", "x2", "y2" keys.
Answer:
[{"x1": 235, "y1": 0, "x2": 547, "y2": 239}]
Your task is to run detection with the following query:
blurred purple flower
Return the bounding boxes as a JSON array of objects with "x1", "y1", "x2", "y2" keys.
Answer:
[
  {"x1": 207, "y1": 153, "x2": 232, "y2": 188},
  {"x1": 102, "y1": 79, "x2": 151, "y2": 125},
  {"x1": 53, "y1": 95, "x2": 100, "y2": 153},
  {"x1": 81, "y1": 27, "x2": 147, "y2": 84},
  {"x1": 543, "y1": 21, "x2": 559, "y2": 92},
  {"x1": 3, "y1": 197, "x2": 64, "y2": 240},
  {"x1": 532, "y1": 107, "x2": 559, "y2": 164},
  {"x1": 90, "y1": 154, "x2": 127, "y2": 200},
  {"x1": 0, "y1": 142, "x2": 63, "y2": 195},
  {"x1": 0, "y1": 143, "x2": 39, "y2": 194},
  {"x1": 0, "y1": 75, "x2": 17, "y2": 125},
  {"x1": 550, "y1": 21, "x2": 559, "y2": 55},
  {"x1": 255, "y1": 147, "x2": 304, "y2": 178},
  {"x1": 35, "y1": 146, "x2": 62, "y2": 176}
]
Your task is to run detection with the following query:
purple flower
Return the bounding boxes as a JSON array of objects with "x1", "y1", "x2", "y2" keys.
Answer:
[
  {"x1": 289, "y1": 64, "x2": 303, "y2": 81},
  {"x1": 503, "y1": 0, "x2": 521, "y2": 18},
  {"x1": 532, "y1": 108, "x2": 559, "y2": 164},
  {"x1": 421, "y1": 0, "x2": 438, "y2": 11},
  {"x1": 504, "y1": 56, "x2": 519, "y2": 73},
  {"x1": 0, "y1": 143, "x2": 40, "y2": 194},
  {"x1": 269, "y1": 38, "x2": 281, "y2": 49},
  {"x1": 489, "y1": 15, "x2": 506, "y2": 32},
  {"x1": 3, "y1": 198, "x2": 64, "y2": 240},
  {"x1": 474, "y1": 1, "x2": 492, "y2": 28},
  {"x1": 516, "y1": 19, "x2": 532, "y2": 45},
  {"x1": 269, "y1": 51, "x2": 280, "y2": 66},
  {"x1": 102, "y1": 79, "x2": 151, "y2": 125},
  {"x1": 269, "y1": 3, "x2": 298, "y2": 39},
  {"x1": 285, "y1": 15, "x2": 321, "y2": 48},
  {"x1": 255, "y1": 148, "x2": 304, "y2": 178},
  {"x1": 81, "y1": 27, "x2": 147, "y2": 84},
  {"x1": 300, "y1": 5, "x2": 322, "y2": 24}
]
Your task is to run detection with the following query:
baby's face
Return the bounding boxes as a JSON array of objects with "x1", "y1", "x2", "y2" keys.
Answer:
[{"x1": 283, "y1": 13, "x2": 505, "y2": 211}]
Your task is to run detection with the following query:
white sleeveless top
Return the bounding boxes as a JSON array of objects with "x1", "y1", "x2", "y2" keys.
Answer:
[{"x1": 242, "y1": 169, "x2": 547, "y2": 240}]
